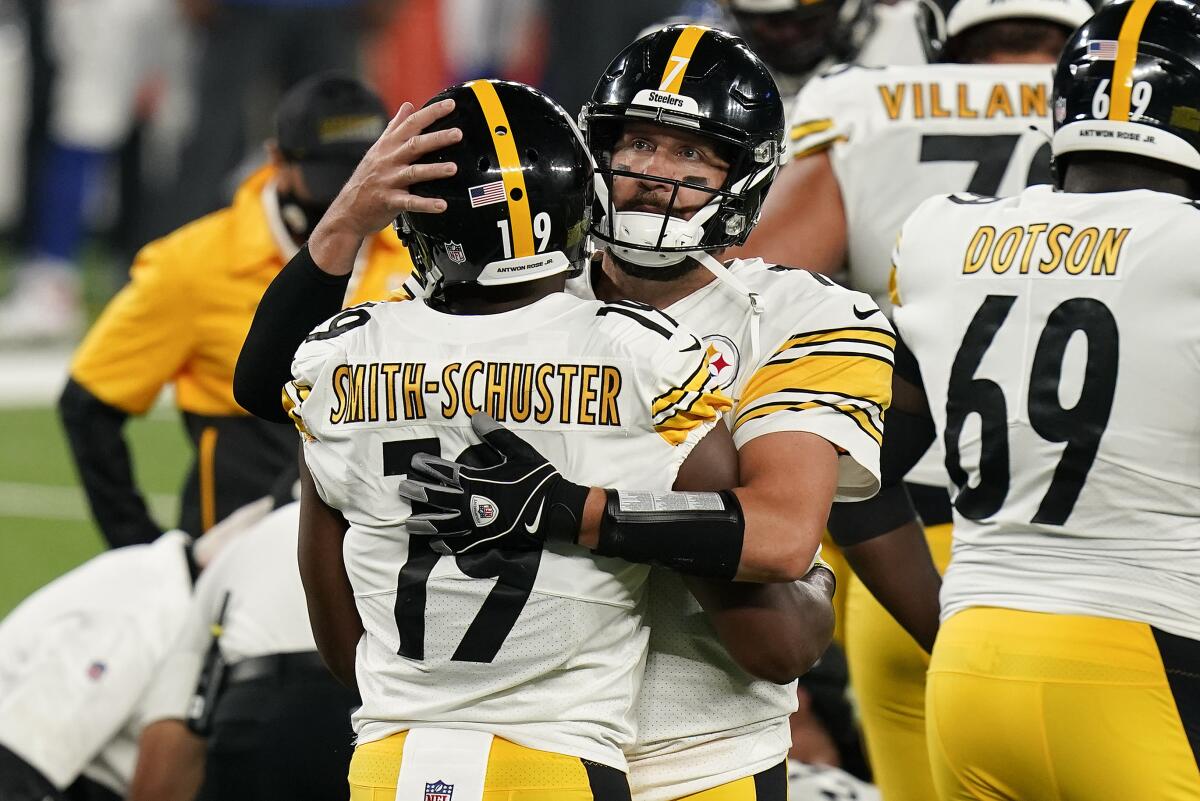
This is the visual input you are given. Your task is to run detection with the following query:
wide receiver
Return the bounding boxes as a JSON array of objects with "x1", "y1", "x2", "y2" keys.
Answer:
[
  {"x1": 843, "y1": 0, "x2": 1200, "y2": 798},
  {"x1": 287, "y1": 79, "x2": 744, "y2": 801}
]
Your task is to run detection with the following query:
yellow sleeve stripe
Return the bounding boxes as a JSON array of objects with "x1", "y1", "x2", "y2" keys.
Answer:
[
  {"x1": 740, "y1": 356, "x2": 891, "y2": 410},
  {"x1": 1109, "y1": 0, "x2": 1156, "y2": 122},
  {"x1": 282, "y1": 382, "x2": 315, "y2": 440},
  {"x1": 888, "y1": 265, "x2": 901, "y2": 308},
  {"x1": 773, "y1": 327, "x2": 896, "y2": 357},
  {"x1": 651, "y1": 357, "x2": 711, "y2": 417},
  {"x1": 789, "y1": 119, "x2": 834, "y2": 141},
  {"x1": 792, "y1": 136, "x2": 847, "y2": 160},
  {"x1": 655, "y1": 390, "x2": 732, "y2": 445},
  {"x1": 660, "y1": 25, "x2": 709, "y2": 93},
  {"x1": 732, "y1": 399, "x2": 884, "y2": 445},
  {"x1": 467, "y1": 79, "x2": 534, "y2": 257}
]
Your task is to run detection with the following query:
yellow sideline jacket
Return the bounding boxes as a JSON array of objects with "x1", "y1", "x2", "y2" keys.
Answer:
[{"x1": 63, "y1": 165, "x2": 412, "y2": 544}]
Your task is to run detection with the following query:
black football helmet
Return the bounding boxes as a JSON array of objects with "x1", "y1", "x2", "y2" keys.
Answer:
[
  {"x1": 396, "y1": 80, "x2": 592, "y2": 300},
  {"x1": 580, "y1": 25, "x2": 786, "y2": 268},
  {"x1": 716, "y1": 0, "x2": 875, "y2": 77},
  {"x1": 916, "y1": 0, "x2": 1092, "y2": 62},
  {"x1": 1053, "y1": 0, "x2": 1200, "y2": 179}
]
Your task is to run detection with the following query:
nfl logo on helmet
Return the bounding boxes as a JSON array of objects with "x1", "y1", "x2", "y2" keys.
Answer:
[
  {"x1": 424, "y1": 780, "x2": 453, "y2": 801},
  {"x1": 446, "y1": 242, "x2": 467, "y2": 264}
]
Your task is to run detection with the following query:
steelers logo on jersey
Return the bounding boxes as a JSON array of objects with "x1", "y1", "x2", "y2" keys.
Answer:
[{"x1": 702, "y1": 334, "x2": 740, "y2": 391}]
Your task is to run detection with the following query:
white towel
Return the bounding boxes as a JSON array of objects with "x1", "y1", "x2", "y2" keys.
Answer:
[{"x1": 394, "y1": 728, "x2": 495, "y2": 801}]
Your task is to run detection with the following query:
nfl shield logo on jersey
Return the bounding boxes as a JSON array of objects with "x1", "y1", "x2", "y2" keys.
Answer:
[
  {"x1": 424, "y1": 780, "x2": 453, "y2": 801},
  {"x1": 470, "y1": 495, "x2": 498, "y2": 527},
  {"x1": 446, "y1": 241, "x2": 467, "y2": 264}
]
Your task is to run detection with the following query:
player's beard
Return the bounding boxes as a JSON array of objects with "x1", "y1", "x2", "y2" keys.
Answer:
[
  {"x1": 608, "y1": 190, "x2": 706, "y2": 282},
  {"x1": 609, "y1": 250, "x2": 703, "y2": 282}
]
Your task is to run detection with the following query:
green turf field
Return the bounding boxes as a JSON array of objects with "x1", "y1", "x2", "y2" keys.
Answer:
[{"x1": 0, "y1": 404, "x2": 191, "y2": 616}]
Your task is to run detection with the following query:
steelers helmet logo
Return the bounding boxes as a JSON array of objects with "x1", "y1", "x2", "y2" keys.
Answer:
[{"x1": 702, "y1": 334, "x2": 740, "y2": 390}]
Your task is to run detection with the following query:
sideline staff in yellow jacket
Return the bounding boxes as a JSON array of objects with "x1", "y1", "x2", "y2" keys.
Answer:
[{"x1": 60, "y1": 74, "x2": 412, "y2": 548}]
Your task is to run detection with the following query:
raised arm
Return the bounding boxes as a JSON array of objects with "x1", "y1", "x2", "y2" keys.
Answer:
[{"x1": 234, "y1": 99, "x2": 463, "y2": 422}]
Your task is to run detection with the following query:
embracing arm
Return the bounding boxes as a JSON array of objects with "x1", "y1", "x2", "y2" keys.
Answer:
[
  {"x1": 577, "y1": 430, "x2": 838, "y2": 583},
  {"x1": 827, "y1": 355, "x2": 942, "y2": 652},
  {"x1": 298, "y1": 450, "x2": 361, "y2": 689}
]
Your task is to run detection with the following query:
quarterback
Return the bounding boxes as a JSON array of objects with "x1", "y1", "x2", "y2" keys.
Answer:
[{"x1": 846, "y1": 1, "x2": 1200, "y2": 798}]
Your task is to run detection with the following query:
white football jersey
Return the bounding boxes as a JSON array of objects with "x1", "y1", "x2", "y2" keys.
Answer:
[
  {"x1": 892, "y1": 185, "x2": 1200, "y2": 642},
  {"x1": 789, "y1": 62, "x2": 1055, "y2": 312},
  {"x1": 0, "y1": 532, "x2": 194, "y2": 794},
  {"x1": 288, "y1": 292, "x2": 728, "y2": 771},
  {"x1": 146, "y1": 502, "x2": 320, "y2": 722},
  {"x1": 570, "y1": 258, "x2": 893, "y2": 799}
]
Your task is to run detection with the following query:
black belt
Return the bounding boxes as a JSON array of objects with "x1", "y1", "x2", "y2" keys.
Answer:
[{"x1": 226, "y1": 651, "x2": 331, "y2": 685}]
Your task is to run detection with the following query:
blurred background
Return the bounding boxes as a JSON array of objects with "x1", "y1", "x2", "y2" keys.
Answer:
[{"x1": 0, "y1": 0, "x2": 713, "y2": 614}]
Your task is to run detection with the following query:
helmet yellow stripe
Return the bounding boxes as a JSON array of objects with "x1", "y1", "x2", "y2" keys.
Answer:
[
  {"x1": 467, "y1": 80, "x2": 534, "y2": 257},
  {"x1": 659, "y1": 25, "x2": 709, "y2": 94},
  {"x1": 1109, "y1": 0, "x2": 1156, "y2": 121}
]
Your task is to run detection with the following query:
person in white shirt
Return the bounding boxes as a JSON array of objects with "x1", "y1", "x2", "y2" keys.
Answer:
[
  {"x1": 126, "y1": 497, "x2": 359, "y2": 801},
  {"x1": 0, "y1": 508, "x2": 249, "y2": 801}
]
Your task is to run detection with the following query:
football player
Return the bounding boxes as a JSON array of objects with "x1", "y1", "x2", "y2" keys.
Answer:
[
  {"x1": 727, "y1": 2, "x2": 1091, "y2": 797},
  {"x1": 401, "y1": 26, "x2": 894, "y2": 801},
  {"x1": 287, "y1": 79, "x2": 740, "y2": 801},
  {"x1": 232, "y1": 26, "x2": 877, "y2": 801},
  {"x1": 846, "y1": 0, "x2": 1200, "y2": 798},
  {"x1": 656, "y1": 0, "x2": 927, "y2": 117}
]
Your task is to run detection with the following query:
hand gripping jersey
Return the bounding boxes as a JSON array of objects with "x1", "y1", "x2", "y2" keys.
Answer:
[
  {"x1": 789, "y1": 63, "x2": 1054, "y2": 312},
  {"x1": 892, "y1": 185, "x2": 1200, "y2": 642},
  {"x1": 288, "y1": 292, "x2": 728, "y2": 771},
  {"x1": 570, "y1": 259, "x2": 893, "y2": 799}
]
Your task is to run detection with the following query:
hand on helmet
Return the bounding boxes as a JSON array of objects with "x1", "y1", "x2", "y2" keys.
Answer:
[{"x1": 397, "y1": 413, "x2": 591, "y2": 555}]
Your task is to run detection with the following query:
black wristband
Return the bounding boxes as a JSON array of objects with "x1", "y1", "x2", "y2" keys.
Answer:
[{"x1": 595, "y1": 488, "x2": 744, "y2": 580}]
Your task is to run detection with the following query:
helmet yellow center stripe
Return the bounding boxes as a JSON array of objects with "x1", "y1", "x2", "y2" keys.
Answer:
[
  {"x1": 659, "y1": 25, "x2": 710, "y2": 94},
  {"x1": 467, "y1": 80, "x2": 534, "y2": 257},
  {"x1": 1109, "y1": 0, "x2": 1156, "y2": 122}
]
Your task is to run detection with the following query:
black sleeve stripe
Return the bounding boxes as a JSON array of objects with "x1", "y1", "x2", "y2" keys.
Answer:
[
  {"x1": 736, "y1": 398, "x2": 884, "y2": 442},
  {"x1": 747, "y1": 387, "x2": 887, "y2": 413},
  {"x1": 597, "y1": 305, "x2": 674, "y2": 339},
  {"x1": 651, "y1": 358, "x2": 711, "y2": 408},
  {"x1": 781, "y1": 325, "x2": 897, "y2": 341},
  {"x1": 608, "y1": 298, "x2": 682, "y2": 329},
  {"x1": 764, "y1": 350, "x2": 896, "y2": 368},
  {"x1": 780, "y1": 335, "x2": 899, "y2": 351}
]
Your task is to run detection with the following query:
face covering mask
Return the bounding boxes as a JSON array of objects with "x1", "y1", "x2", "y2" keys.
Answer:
[{"x1": 277, "y1": 189, "x2": 333, "y2": 242}]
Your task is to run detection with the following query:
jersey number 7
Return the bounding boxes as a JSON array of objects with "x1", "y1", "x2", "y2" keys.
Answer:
[
  {"x1": 383, "y1": 438, "x2": 542, "y2": 663},
  {"x1": 945, "y1": 294, "x2": 1119, "y2": 524}
]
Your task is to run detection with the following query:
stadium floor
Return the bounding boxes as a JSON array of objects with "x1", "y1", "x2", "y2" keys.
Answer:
[{"x1": 0, "y1": 347, "x2": 189, "y2": 615}]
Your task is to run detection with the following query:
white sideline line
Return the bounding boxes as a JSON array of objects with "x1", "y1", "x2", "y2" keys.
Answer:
[{"x1": 0, "y1": 481, "x2": 178, "y2": 525}]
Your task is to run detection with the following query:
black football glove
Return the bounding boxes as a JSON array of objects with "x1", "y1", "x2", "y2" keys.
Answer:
[{"x1": 397, "y1": 413, "x2": 590, "y2": 555}]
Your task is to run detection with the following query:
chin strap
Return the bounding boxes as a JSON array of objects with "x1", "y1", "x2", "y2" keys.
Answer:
[{"x1": 692, "y1": 250, "x2": 765, "y2": 364}]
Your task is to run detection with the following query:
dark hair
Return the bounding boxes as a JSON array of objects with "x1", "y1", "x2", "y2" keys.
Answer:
[{"x1": 945, "y1": 19, "x2": 1069, "y2": 64}]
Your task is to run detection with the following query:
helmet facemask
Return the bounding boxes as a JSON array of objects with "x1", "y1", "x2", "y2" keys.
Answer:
[{"x1": 584, "y1": 115, "x2": 781, "y2": 269}]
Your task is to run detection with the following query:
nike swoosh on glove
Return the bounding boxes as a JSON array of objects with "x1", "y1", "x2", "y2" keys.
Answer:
[{"x1": 397, "y1": 412, "x2": 591, "y2": 555}]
